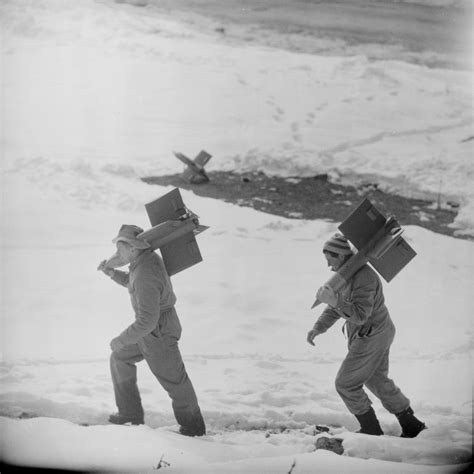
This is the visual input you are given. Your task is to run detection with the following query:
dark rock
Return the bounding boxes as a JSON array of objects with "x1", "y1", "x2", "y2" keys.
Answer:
[{"x1": 315, "y1": 436, "x2": 344, "y2": 455}]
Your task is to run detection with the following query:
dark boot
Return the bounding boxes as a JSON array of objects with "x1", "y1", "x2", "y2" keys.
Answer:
[
  {"x1": 396, "y1": 407, "x2": 426, "y2": 438},
  {"x1": 108, "y1": 412, "x2": 144, "y2": 426},
  {"x1": 355, "y1": 407, "x2": 384, "y2": 436},
  {"x1": 179, "y1": 410, "x2": 206, "y2": 437}
]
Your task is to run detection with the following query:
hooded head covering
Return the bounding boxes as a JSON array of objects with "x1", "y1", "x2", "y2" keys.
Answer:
[
  {"x1": 323, "y1": 233, "x2": 353, "y2": 255},
  {"x1": 112, "y1": 224, "x2": 150, "y2": 250}
]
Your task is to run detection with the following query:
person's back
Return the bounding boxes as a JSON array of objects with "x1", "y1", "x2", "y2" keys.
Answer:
[{"x1": 128, "y1": 249, "x2": 177, "y2": 312}]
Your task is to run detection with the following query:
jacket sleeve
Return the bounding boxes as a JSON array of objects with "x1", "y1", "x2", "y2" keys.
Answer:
[
  {"x1": 117, "y1": 265, "x2": 163, "y2": 345},
  {"x1": 333, "y1": 268, "x2": 377, "y2": 326},
  {"x1": 313, "y1": 306, "x2": 341, "y2": 334},
  {"x1": 110, "y1": 270, "x2": 129, "y2": 287}
]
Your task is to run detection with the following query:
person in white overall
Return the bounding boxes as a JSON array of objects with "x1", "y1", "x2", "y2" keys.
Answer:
[
  {"x1": 98, "y1": 225, "x2": 205, "y2": 436},
  {"x1": 307, "y1": 233, "x2": 425, "y2": 437}
]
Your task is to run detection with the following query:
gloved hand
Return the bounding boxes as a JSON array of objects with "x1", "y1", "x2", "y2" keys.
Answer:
[
  {"x1": 316, "y1": 285, "x2": 338, "y2": 307},
  {"x1": 110, "y1": 337, "x2": 126, "y2": 352},
  {"x1": 97, "y1": 260, "x2": 114, "y2": 277},
  {"x1": 307, "y1": 329, "x2": 320, "y2": 346}
]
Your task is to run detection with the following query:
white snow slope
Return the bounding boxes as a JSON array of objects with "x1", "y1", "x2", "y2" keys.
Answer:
[{"x1": 0, "y1": 0, "x2": 472, "y2": 472}]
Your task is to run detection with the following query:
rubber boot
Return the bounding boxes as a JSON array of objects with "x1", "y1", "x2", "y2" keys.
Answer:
[
  {"x1": 396, "y1": 407, "x2": 426, "y2": 438},
  {"x1": 355, "y1": 407, "x2": 384, "y2": 436},
  {"x1": 178, "y1": 409, "x2": 206, "y2": 437},
  {"x1": 108, "y1": 412, "x2": 144, "y2": 425}
]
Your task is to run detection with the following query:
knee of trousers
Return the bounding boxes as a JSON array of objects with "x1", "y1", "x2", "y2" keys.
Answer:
[
  {"x1": 110, "y1": 351, "x2": 124, "y2": 368},
  {"x1": 110, "y1": 352, "x2": 118, "y2": 368},
  {"x1": 335, "y1": 372, "x2": 361, "y2": 395}
]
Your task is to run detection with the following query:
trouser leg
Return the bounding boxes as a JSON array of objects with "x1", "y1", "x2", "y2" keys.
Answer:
[
  {"x1": 365, "y1": 348, "x2": 410, "y2": 415},
  {"x1": 145, "y1": 340, "x2": 201, "y2": 426},
  {"x1": 110, "y1": 344, "x2": 145, "y2": 419},
  {"x1": 143, "y1": 309, "x2": 204, "y2": 431},
  {"x1": 335, "y1": 328, "x2": 394, "y2": 416}
]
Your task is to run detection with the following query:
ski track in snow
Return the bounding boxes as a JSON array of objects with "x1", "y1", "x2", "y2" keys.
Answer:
[
  {"x1": 321, "y1": 118, "x2": 473, "y2": 156},
  {"x1": 1, "y1": 0, "x2": 472, "y2": 235}
]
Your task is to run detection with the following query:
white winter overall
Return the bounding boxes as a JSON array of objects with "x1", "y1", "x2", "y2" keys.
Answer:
[
  {"x1": 313, "y1": 265, "x2": 410, "y2": 416},
  {"x1": 109, "y1": 250, "x2": 202, "y2": 427}
]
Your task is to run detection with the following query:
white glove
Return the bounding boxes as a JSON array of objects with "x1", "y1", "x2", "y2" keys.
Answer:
[{"x1": 97, "y1": 260, "x2": 114, "y2": 277}]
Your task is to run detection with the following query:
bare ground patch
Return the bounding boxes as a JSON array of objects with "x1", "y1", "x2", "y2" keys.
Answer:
[{"x1": 142, "y1": 171, "x2": 464, "y2": 239}]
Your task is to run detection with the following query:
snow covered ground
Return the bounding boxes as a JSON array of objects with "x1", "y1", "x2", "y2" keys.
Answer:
[{"x1": 0, "y1": 0, "x2": 472, "y2": 472}]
